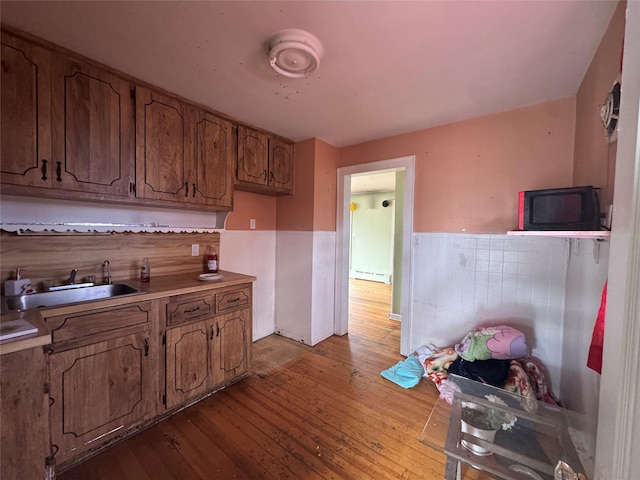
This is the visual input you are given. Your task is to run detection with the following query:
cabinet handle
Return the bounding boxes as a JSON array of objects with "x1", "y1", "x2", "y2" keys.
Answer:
[
  {"x1": 228, "y1": 297, "x2": 240, "y2": 303},
  {"x1": 216, "y1": 323, "x2": 220, "y2": 337},
  {"x1": 41, "y1": 159, "x2": 48, "y2": 180},
  {"x1": 185, "y1": 182, "x2": 189, "y2": 196},
  {"x1": 192, "y1": 183, "x2": 196, "y2": 197},
  {"x1": 184, "y1": 306, "x2": 200, "y2": 314},
  {"x1": 264, "y1": 169, "x2": 268, "y2": 179},
  {"x1": 56, "y1": 161, "x2": 62, "y2": 181},
  {"x1": 210, "y1": 325, "x2": 214, "y2": 340},
  {"x1": 49, "y1": 396, "x2": 55, "y2": 407},
  {"x1": 46, "y1": 445, "x2": 59, "y2": 467},
  {"x1": 144, "y1": 338, "x2": 149, "y2": 356}
]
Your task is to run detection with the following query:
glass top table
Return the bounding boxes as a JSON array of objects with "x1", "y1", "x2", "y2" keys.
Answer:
[{"x1": 420, "y1": 374, "x2": 592, "y2": 480}]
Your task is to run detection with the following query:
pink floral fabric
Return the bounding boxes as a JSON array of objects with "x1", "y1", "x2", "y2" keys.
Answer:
[{"x1": 423, "y1": 347, "x2": 458, "y2": 386}]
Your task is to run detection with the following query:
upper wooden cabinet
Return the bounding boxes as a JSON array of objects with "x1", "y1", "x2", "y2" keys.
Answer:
[
  {"x1": 1, "y1": 28, "x2": 292, "y2": 209},
  {"x1": 236, "y1": 125, "x2": 294, "y2": 195},
  {"x1": 135, "y1": 87, "x2": 190, "y2": 202},
  {"x1": 51, "y1": 53, "x2": 134, "y2": 197},
  {"x1": 1, "y1": 31, "x2": 52, "y2": 187},
  {"x1": 269, "y1": 136, "x2": 295, "y2": 193},
  {"x1": 1, "y1": 30, "x2": 135, "y2": 198},
  {"x1": 135, "y1": 86, "x2": 233, "y2": 209},
  {"x1": 193, "y1": 109, "x2": 234, "y2": 208}
]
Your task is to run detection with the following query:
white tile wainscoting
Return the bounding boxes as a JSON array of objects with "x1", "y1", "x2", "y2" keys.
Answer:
[{"x1": 409, "y1": 232, "x2": 609, "y2": 399}]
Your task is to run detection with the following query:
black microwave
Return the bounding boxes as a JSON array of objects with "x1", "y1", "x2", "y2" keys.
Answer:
[{"x1": 518, "y1": 186, "x2": 602, "y2": 231}]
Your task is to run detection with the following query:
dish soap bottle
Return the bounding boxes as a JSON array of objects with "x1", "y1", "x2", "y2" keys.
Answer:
[
  {"x1": 206, "y1": 246, "x2": 218, "y2": 273},
  {"x1": 140, "y1": 257, "x2": 151, "y2": 283}
]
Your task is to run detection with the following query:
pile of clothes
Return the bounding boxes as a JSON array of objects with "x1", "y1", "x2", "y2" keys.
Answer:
[{"x1": 382, "y1": 325, "x2": 559, "y2": 406}]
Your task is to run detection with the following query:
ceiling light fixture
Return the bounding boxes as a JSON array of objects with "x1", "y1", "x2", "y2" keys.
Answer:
[{"x1": 267, "y1": 29, "x2": 323, "y2": 79}]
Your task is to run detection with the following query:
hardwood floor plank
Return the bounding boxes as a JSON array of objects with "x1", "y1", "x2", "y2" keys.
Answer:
[
  {"x1": 166, "y1": 412, "x2": 252, "y2": 479},
  {"x1": 59, "y1": 449, "x2": 130, "y2": 480},
  {"x1": 214, "y1": 391, "x2": 356, "y2": 479},
  {"x1": 235, "y1": 374, "x2": 437, "y2": 480},
  {"x1": 109, "y1": 445, "x2": 154, "y2": 480},
  {"x1": 126, "y1": 429, "x2": 191, "y2": 480},
  {"x1": 230, "y1": 379, "x2": 400, "y2": 480},
  {"x1": 184, "y1": 407, "x2": 285, "y2": 480},
  {"x1": 250, "y1": 360, "x2": 442, "y2": 477},
  {"x1": 195, "y1": 394, "x2": 328, "y2": 480}
]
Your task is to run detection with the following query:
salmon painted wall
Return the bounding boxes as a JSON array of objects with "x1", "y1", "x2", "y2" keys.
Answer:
[
  {"x1": 276, "y1": 138, "x2": 315, "y2": 231},
  {"x1": 339, "y1": 98, "x2": 576, "y2": 233},
  {"x1": 225, "y1": 190, "x2": 276, "y2": 231},
  {"x1": 573, "y1": 0, "x2": 625, "y2": 210},
  {"x1": 312, "y1": 139, "x2": 339, "y2": 231}
]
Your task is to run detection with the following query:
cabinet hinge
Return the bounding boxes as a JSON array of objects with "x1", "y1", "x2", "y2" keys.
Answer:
[
  {"x1": 44, "y1": 382, "x2": 50, "y2": 395},
  {"x1": 130, "y1": 88, "x2": 136, "y2": 99},
  {"x1": 162, "y1": 394, "x2": 166, "y2": 405},
  {"x1": 162, "y1": 332, "x2": 166, "y2": 345},
  {"x1": 130, "y1": 182, "x2": 136, "y2": 194}
]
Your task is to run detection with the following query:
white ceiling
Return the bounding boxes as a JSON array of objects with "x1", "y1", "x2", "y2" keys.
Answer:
[
  {"x1": 351, "y1": 171, "x2": 397, "y2": 194},
  {"x1": 1, "y1": 1, "x2": 617, "y2": 148}
]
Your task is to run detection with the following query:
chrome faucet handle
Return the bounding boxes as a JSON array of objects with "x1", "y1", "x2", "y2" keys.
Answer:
[
  {"x1": 67, "y1": 268, "x2": 78, "y2": 284},
  {"x1": 102, "y1": 260, "x2": 112, "y2": 285}
]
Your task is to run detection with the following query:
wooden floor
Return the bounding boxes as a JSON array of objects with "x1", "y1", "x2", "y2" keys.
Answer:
[{"x1": 58, "y1": 279, "x2": 464, "y2": 479}]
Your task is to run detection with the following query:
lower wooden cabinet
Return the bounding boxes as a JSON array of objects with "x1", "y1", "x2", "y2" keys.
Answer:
[
  {"x1": 165, "y1": 319, "x2": 212, "y2": 409},
  {"x1": 12, "y1": 281, "x2": 253, "y2": 471},
  {"x1": 164, "y1": 285, "x2": 251, "y2": 410},
  {"x1": 48, "y1": 330, "x2": 157, "y2": 464},
  {"x1": 212, "y1": 310, "x2": 250, "y2": 387},
  {"x1": 44, "y1": 300, "x2": 158, "y2": 466},
  {"x1": 0, "y1": 347, "x2": 49, "y2": 480}
]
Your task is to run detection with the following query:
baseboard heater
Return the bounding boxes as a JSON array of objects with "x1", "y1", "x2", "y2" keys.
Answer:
[{"x1": 351, "y1": 270, "x2": 391, "y2": 284}]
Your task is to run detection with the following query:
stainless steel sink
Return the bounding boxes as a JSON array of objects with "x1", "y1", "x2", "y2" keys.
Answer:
[{"x1": 1, "y1": 283, "x2": 141, "y2": 313}]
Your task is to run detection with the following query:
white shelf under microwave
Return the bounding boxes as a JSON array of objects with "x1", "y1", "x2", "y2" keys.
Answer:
[{"x1": 507, "y1": 230, "x2": 611, "y2": 240}]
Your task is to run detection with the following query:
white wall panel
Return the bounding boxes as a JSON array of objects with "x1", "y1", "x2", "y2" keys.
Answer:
[
  {"x1": 275, "y1": 231, "x2": 313, "y2": 344},
  {"x1": 410, "y1": 233, "x2": 568, "y2": 391},
  {"x1": 221, "y1": 230, "x2": 276, "y2": 341},
  {"x1": 562, "y1": 238, "x2": 609, "y2": 452},
  {"x1": 311, "y1": 231, "x2": 336, "y2": 345}
]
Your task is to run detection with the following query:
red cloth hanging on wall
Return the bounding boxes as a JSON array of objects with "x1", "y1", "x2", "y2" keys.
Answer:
[{"x1": 587, "y1": 281, "x2": 608, "y2": 374}]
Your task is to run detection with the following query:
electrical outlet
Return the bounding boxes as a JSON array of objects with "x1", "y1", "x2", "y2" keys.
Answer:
[
  {"x1": 191, "y1": 244, "x2": 199, "y2": 256},
  {"x1": 250, "y1": 219, "x2": 256, "y2": 230}
]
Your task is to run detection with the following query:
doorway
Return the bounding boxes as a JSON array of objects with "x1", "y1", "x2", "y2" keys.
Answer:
[{"x1": 335, "y1": 156, "x2": 415, "y2": 356}]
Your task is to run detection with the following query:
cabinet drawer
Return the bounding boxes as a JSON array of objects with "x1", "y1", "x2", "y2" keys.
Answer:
[
  {"x1": 46, "y1": 302, "x2": 152, "y2": 344},
  {"x1": 215, "y1": 286, "x2": 250, "y2": 313},
  {"x1": 166, "y1": 293, "x2": 213, "y2": 327}
]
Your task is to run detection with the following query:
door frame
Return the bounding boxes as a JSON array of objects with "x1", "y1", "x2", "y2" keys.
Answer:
[{"x1": 335, "y1": 155, "x2": 415, "y2": 355}]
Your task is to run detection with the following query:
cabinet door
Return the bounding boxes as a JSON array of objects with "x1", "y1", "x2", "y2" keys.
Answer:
[
  {"x1": 135, "y1": 86, "x2": 191, "y2": 201},
  {"x1": 0, "y1": 31, "x2": 52, "y2": 187},
  {"x1": 165, "y1": 320, "x2": 212, "y2": 409},
  {"x1": 51, "y1": 53, "x2": 134, "y2": 196},
  {"x1": 49, "y1": 331, "x2": 155, "y2": 463},
  {"x1": 236, "y1": 126, "x2": 268, "y2": 187},
  {"x1": 269, "y1": 137, "x2": 294, "y2": 193},
  {"x1": 1, "y1": 347, "x2": 49, "y2": 480},
  {"x1": 211, "y1": 310, "x2": 250, "y2": 387},
  {"x1": 192, "y1": 110, "x2": 234, "y2": 208}
]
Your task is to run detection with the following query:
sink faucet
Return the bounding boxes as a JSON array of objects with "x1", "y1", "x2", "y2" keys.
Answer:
[
  {"x1": 102, "y1": 260, "x2": 112, "y2": 285},
  {"x1": 67, "y1": 268, "x2": 78, "y2": 285}
]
